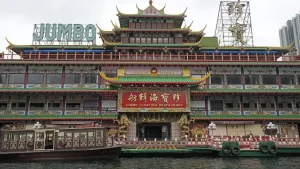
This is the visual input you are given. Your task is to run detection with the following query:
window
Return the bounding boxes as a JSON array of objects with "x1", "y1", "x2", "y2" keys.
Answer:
[
  {"x1": 261, "y1": 103, "x2": 266, "y2": 108},
  {"x1": 210, "y1": 75, "x2": 224, "y2": 84},
  {"x1": 9, "y1": 74, "x2": 25, "y2": 84},
  {"x1": 83, "y1": 74, "x2": 98, "y2": 84},
  {"x1": 210, "y1": 100, "x2": 223, "y2": 111},
  {"x1": 83, "y1": 100, "x2": 98, "y2": 110},
  {"x1": 11, "y1": 102, "x2": 26, "y2": 109},
  {"x1": 30, "y1": 103, "x2": 44, "y2": 110},
  {"x1": 226, "y1": 103, "x2": 234, "y2": 108},
  {"x1": 262, "y1": 75, "x2": 277, "y2": 84},
  {"x1": 66, "y1": 103, "x2": 80, "y2": 110},
  {"x1": 245, "y1": 75, "x2": 260, "y2": 84},
  {"x1": 46, "y1": 74, "x2": 62, "y2": 84},
  {"x1": 243, "y1": 103, "x2": 250, "y2": 108},
  {"x1": 28, "y1": 74, "x2": 44, "y2": 84},
  {"x1": 281, "y1": 75, "x2": 295, "y2": 85},
  {"x1": 227, "y1": 75, "x2": 241, "y2": 84},
  {"x1": 0, "y1": 74, "x2": 6, "y2": 84},
  {"x1": 65, "y1": 74, "x2": 81, "y2": 84},
  {"x1": 48, "y1": 102, "x2": 61, "y2": 110},
  {"x1": 0, "y1": 103, "x2": 7, "y2": 110}
]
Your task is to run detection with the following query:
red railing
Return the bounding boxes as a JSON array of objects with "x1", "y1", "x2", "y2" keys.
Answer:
[
  {"x1": 0, "y1": 52, "x2": 297, "y2": 62},
  {"x1": 116, "y1": 135, "x2": 300, "y2": 149}
]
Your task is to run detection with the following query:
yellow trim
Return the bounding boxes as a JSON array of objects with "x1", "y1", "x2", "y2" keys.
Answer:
[
  {"x1": 190, "y1": 72, "x2": 211, "y2": 82},
  {"x1": 98, "y1": 71, "x2": 118, "y2": 81},
  {"x1": 5, "y1": 37, "x2": 14, "y2": 49},
  {"x1": 117, "y1": 66, "x2": 125, "y2": 76}
]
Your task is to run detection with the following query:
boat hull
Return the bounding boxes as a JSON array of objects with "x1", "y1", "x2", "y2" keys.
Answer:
[{"x1": 0, "y1": 146, "x2": 121, "y2": 161}]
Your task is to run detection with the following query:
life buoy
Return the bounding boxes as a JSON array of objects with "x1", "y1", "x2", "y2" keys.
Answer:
[
  {"x1": 222, "y1": 145, "x2": 232, "y2": 155},
  {"x1": 259, "y1": 144, "x2": 269, "y2": 153},
  {"x1": 231, "y1": 146, "x2": 240, "y2": 155},
  {"x1": 268, "y1": 145, "x2": 278, "y2": 155}
]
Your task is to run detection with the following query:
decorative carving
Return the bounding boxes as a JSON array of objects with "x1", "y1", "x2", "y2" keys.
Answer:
[
  {"x1": 115, "y1": 114, "x2": 131, "y2": 138},
  {"x1": 178, "y1": 114, "x2": 192, "y2": 139}
]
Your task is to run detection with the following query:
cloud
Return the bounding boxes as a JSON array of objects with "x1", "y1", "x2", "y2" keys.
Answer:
[{"x1": 0, "y1": 0, "x2": 299, "y2": 52}]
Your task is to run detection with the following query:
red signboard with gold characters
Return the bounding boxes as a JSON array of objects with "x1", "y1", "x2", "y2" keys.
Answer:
[{"x1": 118, "y1": 88, "x2": 190, "y2": 112}]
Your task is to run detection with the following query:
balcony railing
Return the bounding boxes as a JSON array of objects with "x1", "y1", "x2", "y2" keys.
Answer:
[{"x1": 0, "y1": 52, "x2": 297, "y2": 62}]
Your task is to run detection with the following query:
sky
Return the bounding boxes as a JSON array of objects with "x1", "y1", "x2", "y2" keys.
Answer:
[{"x1": 0, "y1": 0, "x2": 299, "y2": 52}]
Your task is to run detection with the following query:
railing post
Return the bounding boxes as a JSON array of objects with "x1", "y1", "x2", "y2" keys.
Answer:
[
  {"x1": 110, "y1": 52, "x2": 112, "y2": 60},
  {"x1": 29, "y1": 52, "x2": 32, "y2": 60},
  {"x1": 83, "y1": 52, "x2": 86, "y2": 60},
  {"x1": 119, "y1": 52, "x2": 121, "y2": 60},
  {"x1": 135, "y1": 52, "x2": 138, "y2": 60},
  {"x1": 47, "y1": 52, "x2": 49, "y2": 60},
  {"x1": 20, "y1": 52, "x2": 23, "y2": 59},
  {"x1": 213, "y1": 53, "x2": 215, "y2": 61},
  {"x1": 65, "y1": 52, "x2": 68, "y2": 60},
  {"x1": 92, "y1": 52, "x2": 95, "y2": 60},
  {"x1": 256, "y1": 54, "x2": 258, "y2": 61},
  {"x1": 127, "y1": 52, "x2": 129, "y2": 60},
  {"x1": 186, "y1": 53, "x2": 189, "y2": 61},
  {"x1": 264, "y1": 53, "x2": 267, "y2": 61},
  {"x1": 273, "y1": 53, "x2": 276, "y2": 61},
  {"x1": 56, "y1": 52, "x2": 59, "y2": 60},
  {"x1": 195, "y1": 53, "x2": 197, "y2": 61},
  {"x1": 74, "y1": 52, "x2": 77, "y2": 60},
  {"x1": 178, "y1": 52, "x2": 180, "y2": 60},
  {"x1": 38, "y1": 52, "x2": 41, "y2": 60},
  {"x1": 204, "y1": 53, "x2": 206, "y2": 61},
  {"x1": 169, "y1": 52, "x2": 171, "y2": 61},
  {"x1": 101, "y1": 52, "x2": 103, "y2": 60}
]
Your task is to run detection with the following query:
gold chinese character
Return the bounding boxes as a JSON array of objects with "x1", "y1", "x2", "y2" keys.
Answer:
[
  {"x1": 161, "y1": 93, "x2": 169, "y2": 103},
  {"x1": 173, "y1": 93, "x2": 180, "y2": 102},
  {"x1": 150, "y1": 93, "x2": 158, "y2": 102},
  {"x1": 139, "y1": 93, "x2": 147, "y2": 102},
  {"x1": 128, "y1": 93, "x2": 137, "y2": 102}
]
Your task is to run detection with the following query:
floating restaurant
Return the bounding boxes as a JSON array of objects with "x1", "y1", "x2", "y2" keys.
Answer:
[{"x1": 1, "y1": 0, "x2": 300, "y2": 157}]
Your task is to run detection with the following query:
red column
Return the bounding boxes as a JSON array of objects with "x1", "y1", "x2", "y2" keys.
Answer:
[
  {"x1": 240, "y1": 96, "x2": 244, "y2": 115},
  {"x1": 62, "y1": 96, "x2": 66, "y2": 115},
  {"x1": 276, "y1": 67, "x2": 281, "y2": 89},
  {"x1": 62, "y1": 66, "x2": 65, "y2": 88},
  {"x1": 25, "y1": 96, "x2": 30, "y2": 115},
  {"x1": 24, "y1": 65, "x2": 29, "y2": 88}
]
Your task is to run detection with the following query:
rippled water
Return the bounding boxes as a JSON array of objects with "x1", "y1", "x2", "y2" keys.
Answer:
[{"x1": 0, "y1": 157, "x2": 299, "y2": 169}]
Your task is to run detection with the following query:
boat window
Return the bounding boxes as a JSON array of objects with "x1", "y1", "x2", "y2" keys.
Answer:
[
  {"x1": 88, "y1": 132, "x2": 94, "y2": 139},
  {"x1": 65, "y1": 132, "x2": 72, "y2": 139},
  {"x1": 27, "y1": 134, "x2": 33, "y2": 141},
  {"x1": 58, "y1": 132, "x2": 64, "y2": 140},
  {"x1": 19, "y1": 133, "x2": 27, "y2": 140},
  {"x1": 96, "y1": 130, "x2": 103, "y2": 138},
  {"x1": 3, "y1": 133, "x2": 9, "y2": 141},
  {"x1": 74, "y1": 132, "x2": 80, "y2": 139},
  {"x1": 80, "y1": 132, "x2": 87, "y2": 139},
  {"x1": 11, "y1": 133, "x2": 18, "y2": 141},
  {"x1": 36, "y1": 132, "x2": 44, "y2": 141}
]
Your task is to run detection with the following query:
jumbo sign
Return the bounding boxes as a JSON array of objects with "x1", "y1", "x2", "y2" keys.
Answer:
[{"x1": 33, "y1": 24, "x2": 97, "y2": 42}]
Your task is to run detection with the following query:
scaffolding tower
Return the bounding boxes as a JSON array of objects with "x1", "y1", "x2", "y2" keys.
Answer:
[{"x1": 215, "y1": 0, "x2": 254, "y2": 47}]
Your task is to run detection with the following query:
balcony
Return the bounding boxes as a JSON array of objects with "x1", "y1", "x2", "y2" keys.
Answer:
[{"x1": 0, "y1": 52, "x2": 297, "y2": 62}]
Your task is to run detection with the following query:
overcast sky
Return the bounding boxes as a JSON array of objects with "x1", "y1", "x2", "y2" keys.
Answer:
[{"x1": 0, "y1": 0, "x2": 299, "y2": 52}]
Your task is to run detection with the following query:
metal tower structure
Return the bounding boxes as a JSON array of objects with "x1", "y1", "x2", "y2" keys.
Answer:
[{"x1": 215, "y1": 0, "x2": 254, "y2": 47}]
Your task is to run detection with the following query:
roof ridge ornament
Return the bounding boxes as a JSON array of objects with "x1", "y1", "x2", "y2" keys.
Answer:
[{"x1": 149, "y1": 0, "x2": 153, "y2": 6}]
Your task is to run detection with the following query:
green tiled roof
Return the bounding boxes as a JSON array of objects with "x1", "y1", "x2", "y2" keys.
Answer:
[
  {"x1": 112, "y1": 76, "x2": 200, "y2": 84},
  {"x1": 190, "y1": 115, "x2": 300, "y2": 120},
  {"x1": 191, "y1": 89, "x2": 300, "y2": 93},
  {"x1": 0, "y1": 114, "x2": 117, "y2": 120}
]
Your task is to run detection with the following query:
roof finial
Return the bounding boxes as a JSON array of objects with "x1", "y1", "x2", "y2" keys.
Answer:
[{"x1": 149, "y1": 0, "x2": 153, "y2": 6}]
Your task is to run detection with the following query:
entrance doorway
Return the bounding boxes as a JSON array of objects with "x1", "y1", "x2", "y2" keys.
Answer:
[{"x1": 137, "y1": 124, "x2": 170, "y2": 141}]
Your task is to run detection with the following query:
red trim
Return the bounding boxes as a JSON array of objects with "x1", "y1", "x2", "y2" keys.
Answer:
[
  {"x1": 0, "y1": 90, "x2": 118, "y2": 93},
  {"x1": 0, "y1": 118, "x2": 117, "y2": 121},
  {"x1": 190, "y1": 118, "x2": 300, "y2": 121}
]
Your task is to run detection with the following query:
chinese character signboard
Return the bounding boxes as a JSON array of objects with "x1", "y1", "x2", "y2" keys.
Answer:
[{"x1": 118, "y1": 88, "x2": 190, "y2": 112}]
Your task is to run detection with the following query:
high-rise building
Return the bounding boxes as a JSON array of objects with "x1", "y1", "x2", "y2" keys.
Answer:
[{"x1": 279, "y1": 14, "x2": 300, "y2": 55}]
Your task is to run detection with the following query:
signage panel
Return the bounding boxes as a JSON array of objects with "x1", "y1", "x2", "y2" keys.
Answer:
[
  {"x1": 118, "y1": 88, "x2": 191, "y2": 112},
  {"x1": 32, "y1": 23, "x2": 96, "y2": 45}
]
